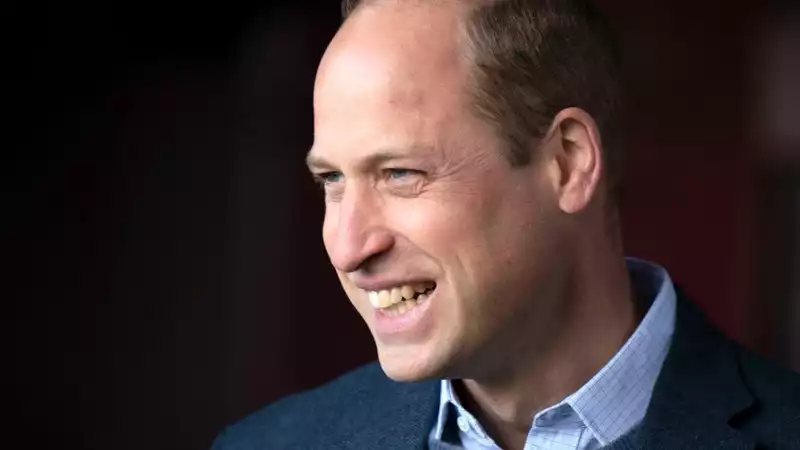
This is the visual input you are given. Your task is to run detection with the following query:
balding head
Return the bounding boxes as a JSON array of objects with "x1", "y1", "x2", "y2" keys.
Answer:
[
  {"x1": 338, "y1": 0, "x2": 624, "y2": 198},
  {"x1": 314, "y1": 0, "x2": 472, "y2": 151}
]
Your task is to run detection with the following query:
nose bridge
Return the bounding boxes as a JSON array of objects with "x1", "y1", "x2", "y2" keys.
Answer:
[{"x1": 330, "y1": 184, "x2": 392, "y2": 273}]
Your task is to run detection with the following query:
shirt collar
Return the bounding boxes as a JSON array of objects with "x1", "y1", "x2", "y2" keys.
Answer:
[
  {"x1": 432, "y1": 257, "x2": 677, "y2": 446},
  {"x1": 566, "y1": 258, "x2": 676, "y2": 444}
]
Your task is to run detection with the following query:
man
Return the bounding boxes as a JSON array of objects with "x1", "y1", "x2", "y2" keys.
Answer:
[{"x1": 212, "y1": 0, "x2": 800, "y2": 448}]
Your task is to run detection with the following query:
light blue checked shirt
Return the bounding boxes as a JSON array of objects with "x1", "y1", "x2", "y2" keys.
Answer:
[{"x1": 429, "y1": 258, "x2": 677, "y2": 450}]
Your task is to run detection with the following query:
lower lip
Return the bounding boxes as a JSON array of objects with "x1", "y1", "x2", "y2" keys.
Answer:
[{"x1": 372, "y1": 289, "x2": 436, "y2": 342}]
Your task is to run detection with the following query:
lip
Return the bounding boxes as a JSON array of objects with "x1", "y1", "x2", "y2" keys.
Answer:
[{"x1": 371, "y1": 286, "x2": 437, "y2": 343}]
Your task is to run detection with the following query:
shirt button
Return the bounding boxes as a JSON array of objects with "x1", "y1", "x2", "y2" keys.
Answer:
[{"x1": 457, "y1": 416, "x2": 470, "y2": 432}]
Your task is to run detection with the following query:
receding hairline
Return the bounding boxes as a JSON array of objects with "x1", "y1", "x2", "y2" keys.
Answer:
[
  {"x1": 339, "y1": 0, "x2": 625, "y2": 197},
  {"x1": 342, "y1": 0, "x2": 486, "y2": 26},
  {"x1": 333, "y1": 0, "x2": 505, "y2": 116}
]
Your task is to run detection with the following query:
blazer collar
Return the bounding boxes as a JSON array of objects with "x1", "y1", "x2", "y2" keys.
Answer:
[{"x1": 612, "y1": 290, "x2": 756, "y2": 450}]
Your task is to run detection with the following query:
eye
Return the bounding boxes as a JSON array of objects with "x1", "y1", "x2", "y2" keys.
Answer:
[
  {"x1": 385, "y1": 168, "x2": 421, "y2": 180},
  {"x1": 313, "y1": 171, "x2": 344, "y2": 186},
  {"x1": 313, "y1": 171, "x2": 346, "y2": 202}
]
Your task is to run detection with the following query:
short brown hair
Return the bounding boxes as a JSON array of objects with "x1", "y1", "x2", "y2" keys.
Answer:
[{"x1": 341, "y1": 0, "x2": 624, "y2": 194}]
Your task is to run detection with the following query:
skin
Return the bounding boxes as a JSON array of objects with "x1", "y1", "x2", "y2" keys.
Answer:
[{"x1": 306, "y1": 2, "x2": 638, "y2": 449}]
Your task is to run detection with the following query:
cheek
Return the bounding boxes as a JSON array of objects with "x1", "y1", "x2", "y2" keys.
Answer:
[
  {"x1": 388, "y1": 199, "x2": 470, "y2": 250},
  {"x1": 387, "y1": 188, "x2": 506, "y2": 294},
  {"x1": 414, "y1": 183, "x2": 542, "y2": 288},
  {"x1": 388, "y1": 175, "x2": 510, "y2": 264},
  {"x1": 421, "y1": 192, "x2": 505, "y2": 248}
]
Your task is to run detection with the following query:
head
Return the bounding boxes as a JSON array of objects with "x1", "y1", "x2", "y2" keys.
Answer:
[{"x1": 307, "y1": 0, "x2": 623, "y2": 381}]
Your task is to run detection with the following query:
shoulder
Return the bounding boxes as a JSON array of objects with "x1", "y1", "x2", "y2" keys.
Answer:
[
  {"x1": 210, "y1": 362, "x2": 438, "y2": 450},
  {"x1": 211, "y1": 363, "x2": 385, "y2": 449},
  {"x1": 738, "y1": 348, "x2": 800, "y2": 406},
  {"x1": 642, "y1": 291, "x2": 800, "y2": 448},
  {"x1": 736, "y1": 347, "x2": 800, "y2": 442}
]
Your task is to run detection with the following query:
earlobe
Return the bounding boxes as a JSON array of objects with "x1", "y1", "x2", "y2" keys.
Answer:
[{"x1": 551, "y1": 108, "x2": 603, "y2": 214}]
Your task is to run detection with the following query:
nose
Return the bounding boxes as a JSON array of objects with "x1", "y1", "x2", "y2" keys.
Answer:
[{"x1": 324, "y1": 188, "x2": 394, "y2": 273}]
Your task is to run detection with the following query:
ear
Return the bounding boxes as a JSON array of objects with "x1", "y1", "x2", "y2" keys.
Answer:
[{"x1": 545, "y1": 107, "x2": 604, "y2": 214}]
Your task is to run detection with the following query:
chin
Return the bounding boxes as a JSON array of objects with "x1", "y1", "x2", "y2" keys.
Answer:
[{"x1": 375, "y1": 344, "x2": 447, "y2": 382}]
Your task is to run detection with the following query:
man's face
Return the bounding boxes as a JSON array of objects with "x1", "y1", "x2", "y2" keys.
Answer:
[{"x1": 308, "y1": 3, "x2": 566, "y2": 381}]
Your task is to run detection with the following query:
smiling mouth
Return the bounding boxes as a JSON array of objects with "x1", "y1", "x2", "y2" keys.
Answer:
[{"x1": 365, "y1": 282, "x2": 436, "y2": 317}]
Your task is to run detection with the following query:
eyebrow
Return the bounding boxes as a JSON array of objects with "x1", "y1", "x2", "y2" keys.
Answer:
[
  {"x1": 305, "y1": 146, "x2": 432, "y2": 172},
  {"x1": 305, "y1": 151, "x2": 332, "y2": 171}
]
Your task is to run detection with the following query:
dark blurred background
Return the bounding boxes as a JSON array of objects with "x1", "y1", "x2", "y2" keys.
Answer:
[{"x1": 8, "y1": 0, "x2": 799, "y2": 449}]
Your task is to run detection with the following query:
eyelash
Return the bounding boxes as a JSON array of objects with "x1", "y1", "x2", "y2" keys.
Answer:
[
  {"x1": 385, "y1": 168, "x2": 418, "y2": 180},
  {"x1": 313, "y1": 171, "x2": 344, "y2": 186},
  {"x1": 312, "y1": 169, "x2": 422, "y2": 189}
]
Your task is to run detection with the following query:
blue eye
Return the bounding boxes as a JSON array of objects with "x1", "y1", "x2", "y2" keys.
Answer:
[
  {"x1": 387, "y1": 169, "x2": 416, "y2": 179},
  {"x1": 315, "y1": 171, "x2": 344, "y2": 185}
]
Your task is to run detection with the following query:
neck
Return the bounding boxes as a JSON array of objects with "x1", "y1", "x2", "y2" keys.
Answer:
[{"x1": 456, "y1": 247, "x2": 639, "y2": 450}]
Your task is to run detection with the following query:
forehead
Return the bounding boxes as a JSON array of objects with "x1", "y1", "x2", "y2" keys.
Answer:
[{"x1": 311, "y1": 2, "x2": 476, "y2": 164}]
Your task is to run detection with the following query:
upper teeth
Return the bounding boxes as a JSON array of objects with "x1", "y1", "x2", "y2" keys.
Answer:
[{"x1": 367, "y1": 282, "x2": 434, "y2": 308}]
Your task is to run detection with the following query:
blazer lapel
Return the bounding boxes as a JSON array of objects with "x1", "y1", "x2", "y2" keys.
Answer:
[{"x1": 615, "y1": 292, "x2": 756, "y2": 450}]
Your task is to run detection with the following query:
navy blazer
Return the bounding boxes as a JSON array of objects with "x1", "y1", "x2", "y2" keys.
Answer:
[{"x1": 212, "y1": 294, "x2": 800, "y2": 449}]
